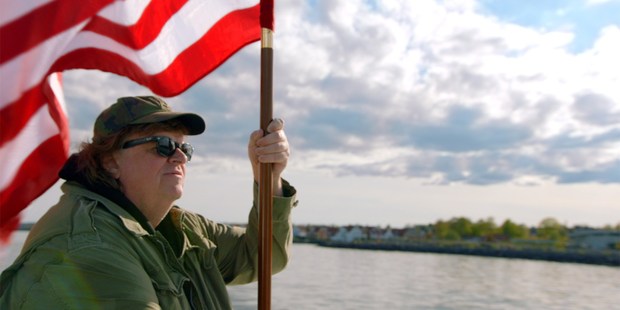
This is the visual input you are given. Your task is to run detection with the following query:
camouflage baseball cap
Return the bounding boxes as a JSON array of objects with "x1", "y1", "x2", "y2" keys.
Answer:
[{"x1": 94, "y1": 96, "x2": 205, "y2": 138}]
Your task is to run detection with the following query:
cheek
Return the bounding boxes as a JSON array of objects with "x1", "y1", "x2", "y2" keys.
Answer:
[{"x1": 118, "y1": 157, "x2": 160, "y2": 185}]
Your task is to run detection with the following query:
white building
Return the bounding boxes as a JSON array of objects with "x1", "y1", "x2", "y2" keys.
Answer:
[
  {"x1": 570, "y1": 229, "x2": 620, "y2": 250},
  {"x1": 331, "y1": 226, "x2": 365, "y2": 243}
]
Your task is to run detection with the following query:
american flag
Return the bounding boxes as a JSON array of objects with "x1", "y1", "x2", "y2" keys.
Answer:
[{"x1": 0, "y1": 0, "x2": 272, "y2": 241}]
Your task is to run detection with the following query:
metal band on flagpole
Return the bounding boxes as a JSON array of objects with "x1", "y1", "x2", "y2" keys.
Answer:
[{"x1": 258, "y1": 27, "x2": 274, "y2": 310}]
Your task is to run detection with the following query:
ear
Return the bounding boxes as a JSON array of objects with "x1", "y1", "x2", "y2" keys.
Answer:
[{"x1": 102, "y1": 154, "x2": 120, "y2": 179}]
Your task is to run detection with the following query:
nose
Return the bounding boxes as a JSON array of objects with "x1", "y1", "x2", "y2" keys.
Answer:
[{"x1": 169, "y1": 147, "x2": 188, "y2": 164}]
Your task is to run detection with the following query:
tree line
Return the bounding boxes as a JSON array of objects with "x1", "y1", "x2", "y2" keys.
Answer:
[{"x1": 428, "y1": 217, "x2": 620, "y2": 243}]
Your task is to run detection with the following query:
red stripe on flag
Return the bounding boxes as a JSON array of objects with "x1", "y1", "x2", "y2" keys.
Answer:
[
  {"x1": 0, "y1": 84, "x2": 48, "y2": 147},
  {"x1": 84, "y1": 0, "x2": 186, "y2": 49},
  {"x1": 0, "y1": 0, "x2": 114, "y2": 65}
]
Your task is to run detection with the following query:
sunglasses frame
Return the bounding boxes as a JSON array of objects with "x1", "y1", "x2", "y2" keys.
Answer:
[{"x1": 121, "y1": 136, "x2": 194, "y2": 161}]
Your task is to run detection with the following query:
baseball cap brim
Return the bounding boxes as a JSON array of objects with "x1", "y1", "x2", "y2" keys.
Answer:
[{"x1": 132, "y1": 112, "x2": 206, "y2": 135}]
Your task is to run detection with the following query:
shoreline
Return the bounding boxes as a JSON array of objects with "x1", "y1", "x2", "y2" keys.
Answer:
[{"x1": 310, "y1": 240, "x2": 620, "y2": 267}]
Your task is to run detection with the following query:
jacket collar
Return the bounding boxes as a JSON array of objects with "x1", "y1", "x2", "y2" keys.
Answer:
[{"x1": 59, "y1": 154, "x2": 155, "y2": 235}]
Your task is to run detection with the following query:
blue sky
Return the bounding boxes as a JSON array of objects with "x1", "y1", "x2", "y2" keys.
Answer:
[
  {"x1": 25, "y1": 0, "x2": 620, "y2": 228},
  {"x1": 480, "y1": 0, "x2": 620, "y2": 52}
]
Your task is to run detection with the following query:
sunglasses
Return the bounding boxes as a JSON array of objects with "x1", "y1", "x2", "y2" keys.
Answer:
[{"x1": 122, "y1": 136, "x2": 194, "y2": 161}]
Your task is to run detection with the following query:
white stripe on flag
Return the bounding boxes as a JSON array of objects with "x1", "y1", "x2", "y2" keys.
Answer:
[
  {"x1": 0, "y1": 0, "x2": 53, "y2": 26},
  {"x1": 96, "y1": 0, "x2": 151, "y2": 25},
  {"x1": 48, "y1": 73, "x2": 67, "y2": 116},
  {"x1": 0, "y1": 103, "x2": 61, "y2": 191}
]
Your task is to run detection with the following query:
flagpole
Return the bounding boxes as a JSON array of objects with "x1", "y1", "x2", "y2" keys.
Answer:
[{"x1": 258, "y1": 26, "x2": 274, "y2": 310}]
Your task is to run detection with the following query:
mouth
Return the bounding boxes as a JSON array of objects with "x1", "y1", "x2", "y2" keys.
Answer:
[{"x1": 165, "y1": 170, "x2": 183, "y2": 177}]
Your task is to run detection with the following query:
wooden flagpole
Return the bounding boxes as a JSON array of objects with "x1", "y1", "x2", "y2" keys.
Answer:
[
  {"x1": 259, "y1": 1, "x2": 275, "y2": 309},
  {"x1": 258, "y1": 25, "x2": 274, "y2": 310}
]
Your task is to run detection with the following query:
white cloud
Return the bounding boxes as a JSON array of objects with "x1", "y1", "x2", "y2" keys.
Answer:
[{"x1": 585, "y1": 0, "x2": 618, "y2": 6}]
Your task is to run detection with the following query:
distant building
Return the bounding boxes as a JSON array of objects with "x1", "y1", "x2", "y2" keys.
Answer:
[
  {"x1": 331, "y1": 226, "x2": 365, "y2": 243},
  {"x1": 368, "y1": 226, "x2": 384, "y2": 240},
  {"x1": 293, "y1": 225, "x2": 307, "y2": 240},
  {"x1": 569, "y1": 229, "x2": 620, "y2": 250},
  {"x1": 403, "y1": 225, "x2": 431, "y2": 240},
  {"x1": 381, "y1": 228, "x2": 395, "y2": 240}
]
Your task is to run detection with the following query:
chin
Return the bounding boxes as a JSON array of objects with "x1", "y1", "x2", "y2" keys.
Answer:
[
  {"x1": 173, "y1": 186, "x2": 184, "y2": 199},
  {"x1": 161, "y1": 187, "x2": 183, "y2": 202}
]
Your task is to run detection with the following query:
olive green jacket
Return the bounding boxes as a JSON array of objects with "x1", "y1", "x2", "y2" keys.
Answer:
[{"x1": 0, "y1": 181, "x2": 297, "y2": 309}]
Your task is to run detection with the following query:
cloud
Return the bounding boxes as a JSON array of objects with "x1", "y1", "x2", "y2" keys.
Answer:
[
  {"x1": 572, "y1": 92, "x2": 620, "y2": 126},
  {"x1": 585, "y1": 0, "x2": 619, "y2": 6},
  {"x1": 401, "y1": 105, "x2": 532, "y2": 152}
]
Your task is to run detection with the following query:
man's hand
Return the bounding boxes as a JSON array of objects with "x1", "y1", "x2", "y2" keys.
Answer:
[{"x1": 248, "y1": 118, "x2": 289, "y2": 196}]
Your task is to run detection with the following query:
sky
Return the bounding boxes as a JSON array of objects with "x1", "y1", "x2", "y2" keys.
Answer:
[{"x1": 23, "y1": 0, "x2": 620, "y2": 228}]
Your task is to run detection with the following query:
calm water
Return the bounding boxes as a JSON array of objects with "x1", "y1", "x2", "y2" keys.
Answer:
[{"x1": 3, "y1": 231, "x2": 620, "y2": 309}]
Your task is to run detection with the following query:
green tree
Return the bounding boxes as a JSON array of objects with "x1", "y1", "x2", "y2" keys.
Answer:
[
  {"x1": 444, "y1": 230, "x2": 461, "y2": 241},
  {"x1": 433, "y1": 220, "x2": 462, "y2": 240},
  {"x1": 500, "y1": 219, "x2": 529, "y2": 239},
  {"x1": 472, "y1": 217, "x2": 497, "y2": 239},
  {"x1": 450, "y1": 217, "x2": 474, "y2": 239},
  {"x1": 537, "y1": 217, "x2": 568, "y2": 245},
  {"x1": 433, "y1": 220, "x2": 450, "y2": 239}
]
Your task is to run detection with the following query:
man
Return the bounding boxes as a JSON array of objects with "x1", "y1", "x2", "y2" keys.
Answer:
[{"x1": 0, "y1": 96, "x2": 297, "y2": 309}]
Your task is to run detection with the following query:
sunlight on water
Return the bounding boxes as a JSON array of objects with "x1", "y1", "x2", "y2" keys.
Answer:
[{"x1": 3, "y1": 232, "x2": 619, "y2": 309}]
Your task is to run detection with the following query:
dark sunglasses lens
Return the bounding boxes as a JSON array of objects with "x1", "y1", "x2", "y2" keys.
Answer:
[
  {"x1": 155, "y1": 137, "x2": 193, "y2": 161},
  {"x1": 180, "y1": 143, "x2": 193, "y2": 161},
  {"x1": 156, "y1": 138, "x2": 176, "y2": 157}
]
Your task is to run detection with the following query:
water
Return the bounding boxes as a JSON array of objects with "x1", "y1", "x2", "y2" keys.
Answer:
[{"x1": 3, "y1": 231, "x2": 620, "y2": 309}]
